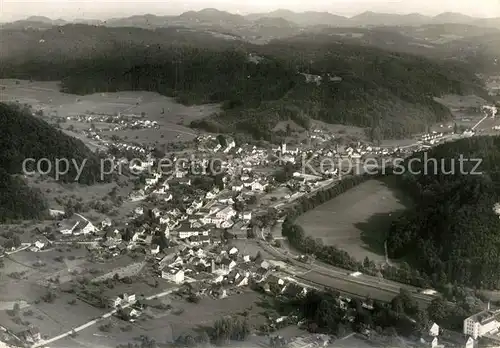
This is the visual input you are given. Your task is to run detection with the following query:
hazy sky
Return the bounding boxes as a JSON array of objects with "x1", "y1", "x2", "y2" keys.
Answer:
[{"x1": 1, "y1": 0, "x2": 499, "y2": 21}]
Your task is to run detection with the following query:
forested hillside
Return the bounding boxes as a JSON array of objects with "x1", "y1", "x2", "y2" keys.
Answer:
[
  {"x1": 0, "y1": 25, "x2": 240, "y2": 62},
  {"x1": 278, "y1": 26, "x2": 500, "y2": 74},
  {"x1": 0, "y1": 103, "x2": 112, "y2": 221},
  {"x1": 0, "y1": 169, "x2": 48, "y2": 222},
  {"x1": 387, "y1": 136, "x2": 500, "y2": 289},
  {"x1": 0, "y1": 103, "x2": 108, "y2": 185},
  {"x1": 0, "y1": 25, "x2": 488, "y2": 140}
]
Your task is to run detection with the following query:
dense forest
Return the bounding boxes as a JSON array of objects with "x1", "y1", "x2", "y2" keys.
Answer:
[
  {"x1": 0, "y1": 103, "x2": 111, "y2": 221},
  {"x1": 0, "y1": 169, "x2": 48, "y2": 222},
  {"x1": 0, "y1": 103, "x2": 109, "y2": 185},
  {"x1": 281, "y1": 288, "x2": 424, "y2": 337},
  {"x1": 0, "y1": 25, "x2": 488, "y2": 140},
  {"x1": 387, "y1": 136, "x2": 500, "y2": 289}
]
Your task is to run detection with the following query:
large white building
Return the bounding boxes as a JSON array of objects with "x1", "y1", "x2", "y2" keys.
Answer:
[
  {"x1": 463, "y1": 307, "x2": 500, "y2": 339},
  {"x1": 162, "y1": 267, "x2": 184, "y2": 284}
]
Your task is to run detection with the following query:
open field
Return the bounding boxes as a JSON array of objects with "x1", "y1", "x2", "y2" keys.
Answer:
[
  {"x1": 248, "y1": 331, "x2": 385, "y2": 348},
  {"x1": 0, "y1": 220, "x2": 53, "y2": 246},
  {"x1": 311, "y1": 120, "x2": 368, "y2": 142},
  {"x1": 0, "y1": 249, "x2": 108, "y2": 341},
  {"x1": 25, "y1": 174, "x2": 140, "y2": 223},
  {"x1": 0, "y1": 79, "x2": 221, "y2": 147},
  {"x1": 27, "y1": 176, "x2": 118, "y2": 208},
  {"x1": 100, "y1": 126, "x2": 197, "y2": 145},
  {"x1": 140, "y1": 290, "x2": 264, "y2": 338},
  {"x1": 49, "y1": 290, "x2": 265, "y2": 348},
  {"x1": 0, "y1": 250, "x2": 144, "y2": 303},
  {"x1": 296, "y1": 178, "x2": 411, "y2": 263},
  {"x1": 0, "y1": 294, "x2": 106, "y2": 341},
  {"x1": 435, "y1": 94, "x2": 488, "y2": 109},
  {"x1": 0, "y1": 248, "x2": 86, "y2": 301},
  {"x1": 0, "y1": 249, "x2": 167, "y2": 345}
]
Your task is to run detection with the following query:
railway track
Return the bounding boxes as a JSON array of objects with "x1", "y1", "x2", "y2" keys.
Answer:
[{"x1": 257, "y1": 237, "x2": 437, "y2": 305}]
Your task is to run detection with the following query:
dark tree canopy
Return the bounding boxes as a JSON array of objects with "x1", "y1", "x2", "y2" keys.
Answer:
[
  {"x1": 387, "y1": 136, "x2": 500, "y2": 289},
  {"x1": 0, "y1": 25, "x2": 488, "y2": 142}
]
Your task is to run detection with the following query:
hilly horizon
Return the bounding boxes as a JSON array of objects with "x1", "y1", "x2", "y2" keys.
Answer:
[{"x1": 2, "y1": 8, "x2": 500, "y2": 29}]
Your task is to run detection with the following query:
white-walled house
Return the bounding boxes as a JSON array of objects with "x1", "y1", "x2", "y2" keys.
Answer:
[
  {"x1": 177, "y1": 224, "x2": 209, "y2": 239},
  {"x1": 60, "y1": 221, "x2": 79, "y2": 235},
  {"x1": 206, "y1": 190, "x2": 217, "y2": 199},
  {"x1": 151, "y1": 244, "x2": 160, "y2": 255},
  {"x1": 215, "y1": 206, "x2": 236, "y2": 220},
  {"x1": 232, "y1": 183, "x2": 243, "y2": 192},
  {"x1": 429, "y1": 323, "x2": 440, "y2": 337},
  {"x1": 109, "y1": 293, "x2": 136, "y2": 308},
  {"x1": 229, "y1": 247, "x2": 238, "y2": 255},
  {"x1": 49, "y1": 209, "x2": 65, "y2": 218},
  {"x1": 58, "y1": 216, "x2": 96, "y2": 236},
  {"x1": 73, "y1": 221, "x2": 96, "y2": 235},
  {"x1": 247, "y1": 181, "x2": 266, "y2": 191},
  {"x1": 463, "y1": 308, "x2": 500, "y2": 339},
  {"x1": 419, "y1": 336, "x2": 439, "y2": 348},
  {"x1": 162, "y1": 267, "x2": 184, "y2": 284},
  {"x1": 152, "y1": 208, "x2": 162, "y2": 218},
  {"x1": 464, "y1": 337, "x2": 474, "y2": 348},
  {"x1": 220, "y1": 258, "x2": 237, "y2": 272},
  {"x1": 101, "y1": 218, "x2": 112, "y2": 228}
]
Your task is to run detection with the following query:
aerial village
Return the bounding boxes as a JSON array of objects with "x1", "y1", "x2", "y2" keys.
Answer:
[{"x1": 2, "y1": 105, "x2": 493, "y2": 348}]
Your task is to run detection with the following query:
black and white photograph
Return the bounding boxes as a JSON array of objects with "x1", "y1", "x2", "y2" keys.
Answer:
[{"x1": 0, "y1": 0, "x2": 499, "y2": 347}]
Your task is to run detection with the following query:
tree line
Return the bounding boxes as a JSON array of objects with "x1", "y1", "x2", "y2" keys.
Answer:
[
  {"x1": 280, "y1": 174, "x2": 440, "y2": 289},
  {"x1": 0, "y1": 25, "x2": 489, "y2": 141},
  {"x1": 387, "y1": 136, "x2": 500, "y2": 289},
  {"x1": 0, "y1": 103, "x2": 110, "y2": 185},
  {"x1": 0, "y1": 103, "x2": 113, "y2": 222},
  {"x1": 281, "y1": 137, "x2": 500, "y2": 296}
]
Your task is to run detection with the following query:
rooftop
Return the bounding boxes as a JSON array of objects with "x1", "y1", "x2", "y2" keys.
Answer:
[
  {"x1": 468, "y1": 309, "x2": 500, "y2": 324},
  {"x1": 163, "y1": 267, "x2": 182, "y2": 275}
]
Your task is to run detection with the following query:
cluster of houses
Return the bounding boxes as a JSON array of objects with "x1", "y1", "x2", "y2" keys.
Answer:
[
  {"x1": 299, "y1": 72, "x2": 342, "y2": 86},
  {"x1": 100, "y1": 244, "x2": 314, "y2": 323},
  {"x1": 196, "y1": 135, "x2": 236, "y2": 154},
  {"x1": 309, "y1": 128, "x2": 335, "y2": 143},
  {"x1": 463, "y1": 305, "x2": 500, "y2": 340},
  {"x1": 36, "y1": 129, "x2": 458, "y2": 260},
  {"x1": 486, "y1": 77, "x2": 500, "y2": 97},
  {"x1": 12, "y1": 127, "x2": 492, "y2": 348},
  {"x1": 418, "y1": 131, "x2": 446, "y2": 145},
  {"x1": 57, "y1": 215, "x2": 96, "y2": 236},
  {"x1": 42, "y1": 136, "x2": 411, "y2": 254},
  {"x1": 297, "y1": 143, "x2": 399, "y2": 161},
  {"x1": 57, "y1": 111, "x2": 161, "y2": 146},
  {"x1": 65, "y1": 112, "x2": 159, "y2": 131},
  {"x1": 417, "y1": 322, "x2": 475, "y2": 348}
]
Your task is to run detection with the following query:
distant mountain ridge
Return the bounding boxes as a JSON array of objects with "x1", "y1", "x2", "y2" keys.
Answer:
[
  {"x1": 3, "y1": 8, "x2": 500, "y2": 30},
  {"x1": 246, "y1": 9, "x2": 350, "y2": 26},
  {"x1": 349, "y1": 11, "x2": 430, "y2": 26}
]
